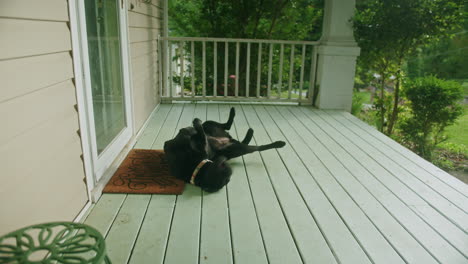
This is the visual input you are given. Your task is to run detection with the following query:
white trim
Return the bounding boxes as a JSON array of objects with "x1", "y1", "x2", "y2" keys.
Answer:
[
  {"x1": 161, "y1": 36, "x2": 319, "y2": 45},
  {"x1": 75, "y1": 0, "x2": 99, "y2": 184},
  {"x1": 90, "y1": 103, "x2": 161, "y2": 202},
  {"x1": 90, "y1": 142, "x2": 133, "y2": 202},
  {"x1": 74, "y1": 201, "x2": 93, "y2": 223},
  {"x1": 75, "y1": 0, "x2": 135, "y2": 185},
  {"x1": 68, "y1": 0, "x2": 95, "y2": 199},
  {"x1": 135, "y1": 103, "x2": 161, "y2": 140}
]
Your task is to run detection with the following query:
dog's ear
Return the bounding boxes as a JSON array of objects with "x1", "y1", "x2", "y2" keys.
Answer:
[{"x1": 198, "y1": 156, "x2": 232, "y2": 192}]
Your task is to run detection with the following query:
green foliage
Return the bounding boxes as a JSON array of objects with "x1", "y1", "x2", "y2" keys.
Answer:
[
  {"x1": 354, "y1": 65, "x2": 374, "y2": 91},
  {"x1": 406, "y1": 35, "x2": 468, "y2": 80},
  {"x1": 169, "y1": 0, "x2": 323, "y2": 40},
  {"x1": 406, "y1": 4, "x2": 468, "y2": 80},
  {"x1": 400, "y1": 76, "x2": 464, "y2": 160},
  {"x1": 168, "y1": 0, "x2": 324, "y2": 97},
  {"x1": 353, "y1": 0, "x2": 465, "y2": 134},
  {"x1": 354, "y1": 0, "x2": 463, "y2": 70},
  {"x1": 433, "y1": 142, "x2": 467, "y2": 171},
  {"x1": 372, "y1": 90, "x2": 393, "y2": 131},
  {"x1": 351, "y1": 92, "x2": 366, "y2": 115}
]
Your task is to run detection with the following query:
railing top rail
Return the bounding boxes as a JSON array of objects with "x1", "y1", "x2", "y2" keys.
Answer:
[{"x1": 161, "y1": 36, "x2": 320, "y2": 45}]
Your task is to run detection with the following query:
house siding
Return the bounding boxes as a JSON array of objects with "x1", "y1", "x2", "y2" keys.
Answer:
[
  {"x1": 0, "y1": 0, "x2": 88, "y2": 235},
  {"x1": 127, "y1": 0, "x2": 162, "y2": 131},
  {"x1": 0, "y1": 0, "x2": 163, "y2": 236}
]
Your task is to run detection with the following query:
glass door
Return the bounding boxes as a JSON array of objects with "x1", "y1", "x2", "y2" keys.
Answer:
[{"x1": 80, "y1": 0, "x2": 133, "y2": 182}]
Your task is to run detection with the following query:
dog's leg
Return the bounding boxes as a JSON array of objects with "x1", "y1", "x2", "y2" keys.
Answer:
[
  {"x1": 191, "y1": 118, "x2": 208, "y2": 155},
  {"x1": 256, "y1": 141, "x2": 286, "y2": 151},
  {"x1": 221, "y1": 140, "x2": 285, "y2": 159},
  {"x1": 222, "y1": 107, "x2": 235, "y2": 130},
  {"x1": 242, "y1": 128, "x2": 254, "y2": 144}
]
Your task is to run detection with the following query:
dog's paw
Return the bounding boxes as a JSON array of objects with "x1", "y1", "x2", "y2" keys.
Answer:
[
  {"x1": 242, "y1": 128, "x2": 254, "y2": 144},
  {"x1": 230, "y1": 107, "x2": 235, "y2": 118},
  {"x1": 272, "y1": 141, "x2": 286, "y2": 148}
]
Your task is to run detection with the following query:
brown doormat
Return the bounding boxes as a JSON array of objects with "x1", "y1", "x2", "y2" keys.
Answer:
[{"x1": 103, "y1": 149, "x2": 185, "y2": 195}]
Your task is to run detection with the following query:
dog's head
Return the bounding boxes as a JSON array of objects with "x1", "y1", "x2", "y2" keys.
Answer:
[
  {"x1": 195, "y1": 156, "x2": 232, "y2": 192},
  {"x1": 164, "y1": 127, "x2": 232, "y2": 192}
]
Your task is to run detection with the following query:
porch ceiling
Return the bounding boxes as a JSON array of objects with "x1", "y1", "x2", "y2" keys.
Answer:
[{"x1": 83, "y1": 103, "x2": 468, "y2": 264}]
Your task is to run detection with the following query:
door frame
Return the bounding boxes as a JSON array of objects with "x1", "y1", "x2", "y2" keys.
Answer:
[{"x1": 68, "y1": 0, "x2": 134, "y2": 200}]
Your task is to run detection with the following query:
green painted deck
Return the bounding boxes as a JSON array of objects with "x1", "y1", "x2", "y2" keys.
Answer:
[{"x1": 83, "y1": 103, "x2": 468, "y2": 264}]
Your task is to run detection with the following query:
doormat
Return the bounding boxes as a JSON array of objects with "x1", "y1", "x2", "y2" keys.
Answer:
[{"x1": 103, "y1": 149, "x2": 185, "y2": 195}]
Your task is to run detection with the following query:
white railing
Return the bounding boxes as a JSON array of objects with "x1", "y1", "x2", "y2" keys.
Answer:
[{"x1": 159, "y1": 37, "x2": 319, "y2": 104}]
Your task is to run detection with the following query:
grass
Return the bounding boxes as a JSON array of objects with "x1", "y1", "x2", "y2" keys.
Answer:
[
  {"x1": 445, "y1": 79, "x2": 467, "y2": 147},
  {"x1": 445, "y1": 104, "x2": 468, "y2": 147},
  {"x1": 459, "y1": 79, "x2": 468, "y2": 95}
]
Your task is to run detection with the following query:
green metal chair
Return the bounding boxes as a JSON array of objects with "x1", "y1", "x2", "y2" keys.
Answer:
[{"x1": 0, "y1": 222, "x2": 111, "y2": 264}]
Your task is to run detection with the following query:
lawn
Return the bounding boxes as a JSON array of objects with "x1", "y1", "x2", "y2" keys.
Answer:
[
  {"x1": 445, "y1": 80, "x2": 467, "y2": 147},
  {"x1": 461, "y1": 80, "x2": 468, "y2": 95},
  {"x1": 445, "y1": 104, "x2": 468, "y2": 147}
]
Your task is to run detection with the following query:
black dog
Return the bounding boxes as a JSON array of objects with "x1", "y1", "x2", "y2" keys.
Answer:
[{"x1": 163, "y1": 107, "x2": 285, "y2": 192}]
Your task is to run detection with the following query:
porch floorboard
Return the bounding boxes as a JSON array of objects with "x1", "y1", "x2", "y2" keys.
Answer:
[{"x1": 83, "y1": 103, "x2": 468, "y2": 264}]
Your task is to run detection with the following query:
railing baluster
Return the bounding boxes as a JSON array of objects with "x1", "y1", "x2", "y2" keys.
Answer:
[
  {"x1": 246, "y1": 43, "x2": 251, "y2": 98},
  {"x1": 214, "y1": 42, "x2": 217, "y2": 97},
  {"x1": 267, "y1": 43, "x2": 273, "y2": 98},
  {"x1": 278, "y1": 43, "x2": 284, "y2": 99},
  {"x1": 224, "y1": 42, "x2": 228, "y2": 97},
  {"x1": 191, "y1": 41, "x2": 195, "y2": 97},
  {"x1": 288, "y1": 44, "x2": 295, "y2": 99},
  {"x1": 180, "y1": 41, "x2": 184, "y2": 98},
  {"x1": 299, "y1": 44, "x2": 306, "y2": 100},
  {"x1": 157, "y1": 38, "x2": 166, "y2": 99},
  {"x1": 202, "y1": 41, "x2": 206, "y2": 98},
  {"x1": 160, "y1": 37, "x2": 319, "y2": 103},
  {"x1": 256, "y1": 43, "x2": 262, "y2": 98},
  {"x1": 162, "y1": 38, "x2": 168, "y2": 97},
  {"x1": 235, "y1": 42, "x2": 240, "y2": 97},
  {"x1": 308, "y1": 46, "x2": 318, "y2": 102},
  {"x1": 169, "y1": 41, "x2": 173, "y2": 98}
]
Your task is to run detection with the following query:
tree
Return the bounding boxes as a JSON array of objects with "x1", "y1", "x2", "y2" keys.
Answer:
[
  {"x1": 353, "y1": 0, "x2": 464, "y2": 134},
  {"x1": 406, "y1": 32, "x2": 468, "y2": 80},
  {"x1": 169, "y1": 0, "x2": 323, "y2": 40},
  {"x1": 168, "y1": 0, "x2": 323, "y2": 97}
]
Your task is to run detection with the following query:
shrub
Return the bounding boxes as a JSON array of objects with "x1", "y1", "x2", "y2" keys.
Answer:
[
  {"x1": 400, "y1": 76, "x2": 464, "y2": 160},
  {"x1": 351, "y1": 92, "x2": 366, "y2": 115}
]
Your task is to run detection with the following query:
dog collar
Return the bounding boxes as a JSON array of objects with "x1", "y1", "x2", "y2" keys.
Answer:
[{"x1": 190, "y1": 159, "x2": 213, "y2": 185}]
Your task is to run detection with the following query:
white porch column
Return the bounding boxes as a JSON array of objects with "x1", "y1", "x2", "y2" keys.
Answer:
[{"x1": 315, "y1": 0, "x2": 360, "y2": 111}]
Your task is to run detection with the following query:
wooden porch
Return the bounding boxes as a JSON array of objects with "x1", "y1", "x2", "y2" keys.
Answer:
[{"x1": 82, "y1": 103, "x2": 468, "y2": 264}]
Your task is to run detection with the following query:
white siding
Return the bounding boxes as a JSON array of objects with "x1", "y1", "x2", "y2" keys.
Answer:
[
  {"x1": 127, "y1": 0, "x2": 162, "y2": 131},
  {"x1": 0, "y1": 0, "x2": 88, "y2": 235},
  {"x1": 0, "y1": 0, "x2": 164, "y2": 236}
]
